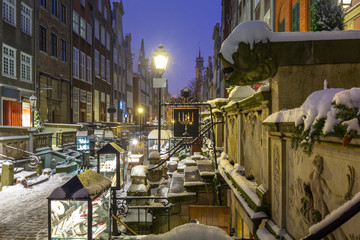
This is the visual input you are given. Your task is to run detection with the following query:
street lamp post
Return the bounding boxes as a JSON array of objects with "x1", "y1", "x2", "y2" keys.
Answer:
[
  {"x1": 153, "y1": 44, "x2": 168, "y2": 153},
  {"x1": 29, "y1": 94, "x2": 37, "y2": 128},
  {"x1": 138, "y1": 106, "x2": 144, "y2": 139}
]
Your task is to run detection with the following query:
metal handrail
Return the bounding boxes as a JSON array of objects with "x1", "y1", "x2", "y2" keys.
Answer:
[{"x1": 112, "y1": 195, "x2": 172, "y2": 235}]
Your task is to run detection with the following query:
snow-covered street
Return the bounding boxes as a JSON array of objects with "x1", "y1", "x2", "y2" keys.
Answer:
[{"x1": 0, "y1": 173, "x2": 73, "y2": 240}]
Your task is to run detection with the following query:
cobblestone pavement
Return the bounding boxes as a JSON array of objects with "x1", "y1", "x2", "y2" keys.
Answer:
[{"x1": 0, "y1": 174, "x2": 72, "y2": 240}]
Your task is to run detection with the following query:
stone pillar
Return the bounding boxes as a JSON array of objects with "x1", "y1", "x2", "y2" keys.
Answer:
[{"x1": 1, "y1": 161, "x2": 14, "y2": 190}]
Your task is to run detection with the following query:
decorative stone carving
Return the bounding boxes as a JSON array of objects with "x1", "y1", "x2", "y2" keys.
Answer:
[
  {"x1": 219, "y1": 41, "x2": 277, "y2": 86},
  {"x1": 273, "y1": 145, "x2": 281, "y2": 223},
  {"x1": 300, "y1": 155, "x2": 354, "y2": 240}
]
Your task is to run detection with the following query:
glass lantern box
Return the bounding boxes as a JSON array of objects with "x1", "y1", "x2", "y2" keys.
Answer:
[
  {"x1": 48, "y1": 170, "x2": 112, "y2": 240},
  {"x1": 97, "y1": 142, "x2": 126, "y2": 190}
]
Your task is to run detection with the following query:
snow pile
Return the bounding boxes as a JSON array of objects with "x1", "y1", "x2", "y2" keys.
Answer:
[
  {"x1": 131, "y1": 165, "x2": 148, "y2": 177},
  {"x1": 207, "y1": 98, "x2": 229, "y2": 108},
  {"x1": 127, "y1": 184, "x2": 149, "y2": 193},
  {"x1": 229, "y1": 86, "x2": 256, "y2": 100},
  {"x1": 256, "y1": 228, "x2": 277, "y2": 240},
  {"x1": 309, "y1": 192, "x2": 360, "y2": 235},
  {"x1": 143, "y1": 223, "x2": 231, "y2": 240},
  {"x1": 220, "y1": 21, "x2": 271, "y2": 64},
  {"x1": 264, "y1": 88, "x2": 360, "y2": 136}
]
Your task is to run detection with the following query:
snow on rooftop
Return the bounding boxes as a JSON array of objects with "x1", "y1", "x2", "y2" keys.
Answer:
[
  {"x1": 264, "y1": 88, "x2": 360, "y2": 136},
  {"x1": 220, "y1": 20, "x2": 360, "y2": 64},
  {"x1": 143, "y1": 223, "x2": 231, "y2": 240}
]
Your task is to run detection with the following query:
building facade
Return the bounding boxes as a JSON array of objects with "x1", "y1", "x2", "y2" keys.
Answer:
[
  {"x1": 344, "y1": 0, "x2": 360, "y2": 30},
  {"x1": 37, "y1": 0, "x2": 71, "y2": 123},
  {"x1": 72, "y1": 0, "x2": 94, "y2": 123},
  {"x1": 112, "y1": 1, "x2": 127, "y2": 122},
  {"x1": 93, "y1": 0, "x2": 113, "y2": 123},
  {"x1": 0, "y1": 0, "x2": 36, "y2": 127}
]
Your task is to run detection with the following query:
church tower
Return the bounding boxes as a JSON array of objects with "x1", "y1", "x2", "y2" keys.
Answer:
[{"x1": 195, "y1": 47, "x2": 204, "y2": 101}]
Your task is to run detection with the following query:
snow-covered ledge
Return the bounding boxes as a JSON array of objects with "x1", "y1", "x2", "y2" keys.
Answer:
[{"x1": 218, "y1": 156, "x2": 267, "y2": 219}]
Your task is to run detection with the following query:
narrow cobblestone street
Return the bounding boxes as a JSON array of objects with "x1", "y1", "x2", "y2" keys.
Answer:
[{"x1": 0, "y1": 174, "x2": 73, "y2": 240}]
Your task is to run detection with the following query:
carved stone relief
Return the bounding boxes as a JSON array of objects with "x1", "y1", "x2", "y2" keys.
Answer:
[
  {"x1": 273, "y1": 144, "x2": 281, "y2": 223},
  {"x1": 299, "y1": 155, "x2": 354, "y2": 240}
]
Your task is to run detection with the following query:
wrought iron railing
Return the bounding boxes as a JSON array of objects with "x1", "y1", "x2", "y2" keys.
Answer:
[{"x1": 112, "y1": 195, "x2": 172, "y2": 235}]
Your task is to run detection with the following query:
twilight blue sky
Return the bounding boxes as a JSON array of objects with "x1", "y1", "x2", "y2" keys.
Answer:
[{"x1": 118, "y1": 0, "x2": 221, "y2": 95}]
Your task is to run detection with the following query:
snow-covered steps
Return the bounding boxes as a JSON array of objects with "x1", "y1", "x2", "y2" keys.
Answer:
[
  {"x1": 27, "y1": 174, "x2": 50, "y2": 187},
  {"x1": 14, "y1": 170, "x2": 38, "y2": 182}
]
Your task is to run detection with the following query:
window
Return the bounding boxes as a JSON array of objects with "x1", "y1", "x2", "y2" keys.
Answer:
[
  {"x1": 101, "y1": 55, "x2": 105, "y2": 80},
  {"x1": 113, "y1": 72, "x2": 117, "y2": 89},
  {"x1": 21, "y1": 52, "x2": 32, "y2": 82},
  {"x1": 87, "y1": 23, "x2": 92, "y2": 44},
  {"x1": 73, "y1": 47, "x2": 79, "y2": 78},
  {"x1": 106, "y1": 59, "x2": 110, "y2": 83},
  {"x1": 104, "y1": 6, "x2": 107, "y2": 20},
  {"x1": 86, "y1": 92, "x2": 92, "y2": 121},
  {"x1": 279, "y1": 18, "x2": 285, "y2": 32},
  {"x1": 94, "y1": 18, "x2": 99, "y2": 39},
  {"x1": 292, "y1": 1, "x2": 300, "y2": 32},
  {"x1": 98, "y1": 0, "x2": 101, "y2": 12},
  {"x1": 80, "y1": 18, "x2": 86, "y2": 39},
  {"x1": 51, "y1": 0, "x2": 57, "y2": 16},
  {"x1": 40, "y1": 0, "x2": 46, "y2": 8},
  {"x1": 73, "y1": 87, "x2": 79, "y2": 122},
  {"x1": 113, "y1": 49, "x2": 117, "y2": 65},
  {"x1": 50, "y1": 33, "x2": 57, "y2": 57},
  {"x1": 39, "y1": 26, "x2": 46, "y2": 52},
  {"x1": 3, "y1": 0, "x2": 16, "y2": 26},
  {"x1": 80, "y1": 52, "x2": 85, "y2": 80},
  {"x1": 309, "y1": 0, "x2": 317, "y2": 31},
  {"x1": 95, "y1": 50, "x2": 100, "y2": 77},
  {"x1": 101, "y1": 26, "x2": 105, "y2": 45},
  {"x1": 86, "y1": 56, "x2": 92, "y2": 83},
  {"x1": 60, "y1": 4, "x2": 66, "y2": 24},
  {"x1": 21, "y1": 3, "x2": 32, "y2": 35},
  {"x1": 73, "y1": 11, "x2": 79, "y2": 34},
  {"x1": 60, "y1": 39, "x2": 66, "y2": 62},
  {"x1": 2, "y1": 44, "x2": 16, "y2": 78},
  {"x1": 106, "y1": 31, "x2": 110, "y2": 50}
]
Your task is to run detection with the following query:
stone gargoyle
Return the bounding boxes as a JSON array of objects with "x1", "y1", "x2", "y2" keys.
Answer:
[{"x1": 219, "y1": 41, "x2": 277, "y2": 86}]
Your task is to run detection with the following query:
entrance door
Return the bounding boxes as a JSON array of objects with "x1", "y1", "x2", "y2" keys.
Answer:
[{"x1": 3, "y1": 100, "x2": 22, "y2": 126}]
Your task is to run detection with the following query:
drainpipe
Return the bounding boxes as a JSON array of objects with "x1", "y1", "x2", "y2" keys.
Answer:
[
  {"x1": 70, "y1": 0, "x2": 73, "y2": 123},
  {"x1": 250, "y1": 0, "x2": 254, "y2": 20},
  {"x1": 272, "y1": 0, "x2": 276, "y2": 31},
  {"x1": 34, "y1": 0, "x2": 37, "y2": 100}
]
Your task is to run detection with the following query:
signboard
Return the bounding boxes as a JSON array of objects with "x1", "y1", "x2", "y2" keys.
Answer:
[
  {"x1": 173, "y1": 108, "x2": 199, "y2": 138},
  {"x1": 153, "y1": 78, "x2": 167, "y2": 88}
]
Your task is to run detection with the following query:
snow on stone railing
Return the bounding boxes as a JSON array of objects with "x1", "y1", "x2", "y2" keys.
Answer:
[
  {"x1": 264, "y1": 87, "x2": 360, "y2": 155},
  {"x1": 218, "y1": 158, "x2": 263, "y2": 212}
]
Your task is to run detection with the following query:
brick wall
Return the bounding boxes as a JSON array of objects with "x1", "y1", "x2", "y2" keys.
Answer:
[{"x1": 276, "y1": 0, "x2": 311, "y2": 32}]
